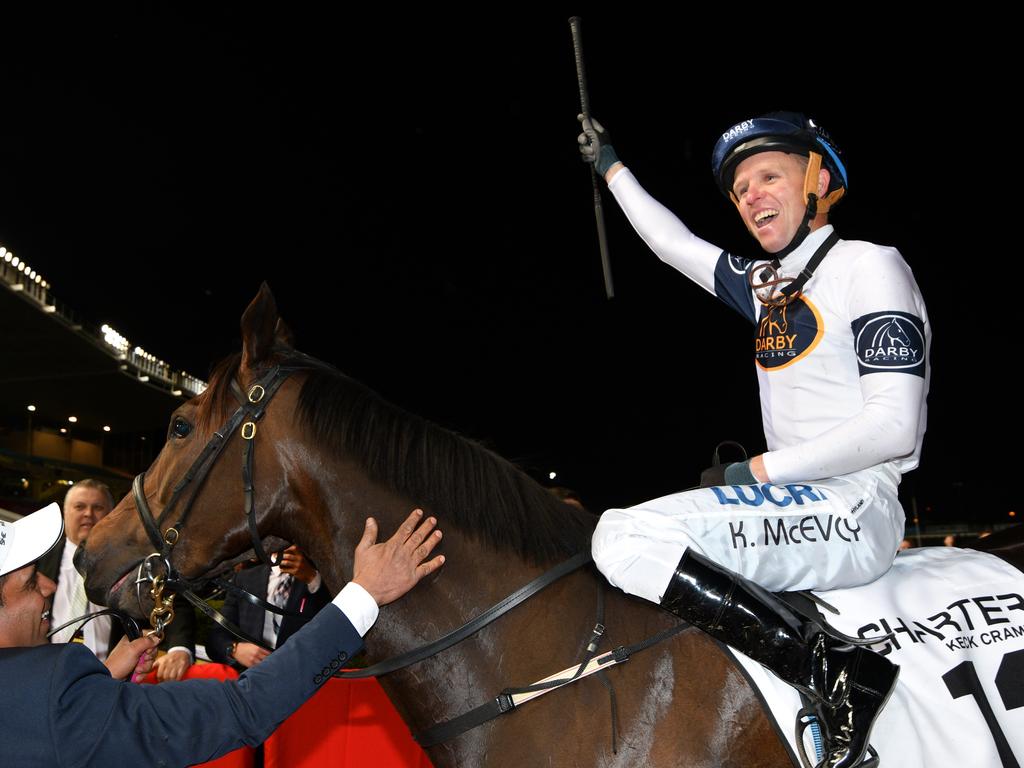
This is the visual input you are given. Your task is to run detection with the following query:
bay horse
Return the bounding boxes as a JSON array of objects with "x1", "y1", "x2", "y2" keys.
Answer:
[{"x1": 76, "y1": 285, "x2": 837, "y2": 766}]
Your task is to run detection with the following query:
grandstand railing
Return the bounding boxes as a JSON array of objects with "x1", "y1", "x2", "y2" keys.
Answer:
[{"x1": 2, "y1": 243, "x2": 206, "y2": 398}]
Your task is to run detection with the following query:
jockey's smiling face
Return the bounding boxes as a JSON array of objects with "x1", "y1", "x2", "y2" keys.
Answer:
[
  {"x1": 732, "y1": 151, "x2": 830, "y2": 254},
  {"x1": 0, "y1": 564, "x2": 57, "y2": 648}
]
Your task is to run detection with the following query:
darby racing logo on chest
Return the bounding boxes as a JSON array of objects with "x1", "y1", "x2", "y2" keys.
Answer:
[
  {"x1": 851, "y1": 311, "x2": 926, "y2": 376},
  {"x1": 754, "y1": 296, "x2": 824, "y2": 370}
]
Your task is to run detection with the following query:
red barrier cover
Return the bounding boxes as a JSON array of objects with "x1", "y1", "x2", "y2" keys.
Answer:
[
  {"x1": 264, "y1": 676, "x2": 433, "y2": 768},
  {"x1": 139, "y1": 664, "x2": 431, "y2": 767}
]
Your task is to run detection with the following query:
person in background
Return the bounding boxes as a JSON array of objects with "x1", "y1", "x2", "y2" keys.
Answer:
[
  {"x1": 38, "y1": 479, "x2": 196, "y2": 675},
  {"x1": 208, "y1": 545, "x2": 330, "y2": 670}
]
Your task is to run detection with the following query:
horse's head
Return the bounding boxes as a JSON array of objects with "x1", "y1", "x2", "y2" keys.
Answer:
[{"x1": 79, "y1": 283, "x2": 309, "y2": 618}]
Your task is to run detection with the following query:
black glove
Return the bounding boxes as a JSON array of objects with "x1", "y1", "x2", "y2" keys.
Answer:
[{"x1": 577, "y1": 114, "x2": 620, "y2": 177}]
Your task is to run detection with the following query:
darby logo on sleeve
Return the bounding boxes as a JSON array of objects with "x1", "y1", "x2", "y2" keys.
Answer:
[{"x1": 852, "y1": 311, "x2": 927, "y2": 377}]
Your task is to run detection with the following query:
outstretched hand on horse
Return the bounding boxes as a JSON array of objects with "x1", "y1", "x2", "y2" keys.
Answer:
[{"x1": 352, "y1": 509, "x2": 445, "y2": 606}]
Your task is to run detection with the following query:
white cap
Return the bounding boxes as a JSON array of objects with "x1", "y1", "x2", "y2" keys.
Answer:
[{"x1": 0, "y1": 503, "x2": 64, "y2": 577}]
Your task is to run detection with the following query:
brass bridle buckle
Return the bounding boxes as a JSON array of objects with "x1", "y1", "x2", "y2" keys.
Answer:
[
  {"x1": 241, "y1": 422, "x2": 257, "y2": 440},
  {"x1": 248, "y1": 384, "x2": 266, "y2": 404}
]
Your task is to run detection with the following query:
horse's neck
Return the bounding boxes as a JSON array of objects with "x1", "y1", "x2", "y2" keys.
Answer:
[
  {"x1": 279, "y1": 456, "x2": 403, "y2": 593},
  {"x1": 374, "y1": 558, "x2": 609, "y2": 755},
  {"x1": 286, "y1": 457, "x2": 555, "y2": 615}
]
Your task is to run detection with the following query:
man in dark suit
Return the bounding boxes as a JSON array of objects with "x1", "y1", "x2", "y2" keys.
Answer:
[
  {"x1": 37, "y1": 479, "x2": 196, "y2": 675},
  {"x1": 208, "y1": 545, "x2": 331, "y2": 669},
  {"x1": 0, "y1": 505, "x2": 445, "y2": 765}
]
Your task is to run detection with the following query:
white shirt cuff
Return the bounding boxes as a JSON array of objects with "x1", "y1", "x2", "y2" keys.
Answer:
[
  {"x1": 165, "y1": 646, "x2": 193, "y2": 663},
  {"x1": 332, "y1": 582, "x2": 379, "y2": 637},
  {"x1": 307, "y1": 572, "x2": 322, "y2": 594}
]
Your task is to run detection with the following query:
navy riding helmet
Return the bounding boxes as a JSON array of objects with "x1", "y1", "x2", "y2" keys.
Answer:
[{"x1": 711, "y1": 112, "x2": 848, "y2": 202}]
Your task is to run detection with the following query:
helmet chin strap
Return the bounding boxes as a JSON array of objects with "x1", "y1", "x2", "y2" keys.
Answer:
[{"x1": 771, "y1": 193, "x2": 819, "y2": 260}]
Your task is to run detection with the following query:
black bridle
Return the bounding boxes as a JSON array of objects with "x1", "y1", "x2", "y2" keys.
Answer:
[{"x1": 132, "y1": 363, "x2": 301, "y2": 645}]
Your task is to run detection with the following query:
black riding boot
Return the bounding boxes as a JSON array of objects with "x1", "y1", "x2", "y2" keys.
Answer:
[{"x1": 660, "y1": 549, "x2": 898, "y2": 768}]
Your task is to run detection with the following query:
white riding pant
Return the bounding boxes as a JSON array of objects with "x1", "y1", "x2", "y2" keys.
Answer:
[{"x1": 592, "y1": 466, "x2": 905, "y2": 602}]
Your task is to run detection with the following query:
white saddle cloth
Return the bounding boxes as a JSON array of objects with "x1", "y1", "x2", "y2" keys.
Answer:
[{"x1": 727, "y1": 547, "x2": 1024, "y2": 767}]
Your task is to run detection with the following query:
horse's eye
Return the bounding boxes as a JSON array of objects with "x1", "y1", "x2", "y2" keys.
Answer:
[{"x1": 171, "y1": 417, "x2": 192, "y2": 439}]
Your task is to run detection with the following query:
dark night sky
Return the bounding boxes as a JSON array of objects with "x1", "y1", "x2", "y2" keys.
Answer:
[{"x1": 0, "y1": 10, "x2": 1016, "y2": 522}]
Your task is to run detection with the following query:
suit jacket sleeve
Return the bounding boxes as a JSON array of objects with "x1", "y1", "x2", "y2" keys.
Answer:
[{"x1": 45, "y1": 603, "x2": 361, "y2": 767}]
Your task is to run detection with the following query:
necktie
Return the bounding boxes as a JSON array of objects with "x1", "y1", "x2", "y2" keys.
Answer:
[
  {"x1": 56, "y1": 573, "x2": 90, "y2": 643},
  {"x1": 269, "y1": 572, "x2": 294, "y2": 644}
]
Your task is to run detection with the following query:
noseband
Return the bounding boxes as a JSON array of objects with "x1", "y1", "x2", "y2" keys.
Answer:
[{"x1": 132, "y1": 363, "x2": 298, "y2": 640}]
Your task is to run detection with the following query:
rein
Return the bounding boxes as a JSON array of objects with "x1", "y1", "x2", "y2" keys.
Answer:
[
  {"x1": 336, "y1": 551, "x2": 593, "y2": 679},
  {"x1": 46, "y1": 608, "x2": 142, "y2": 643}
]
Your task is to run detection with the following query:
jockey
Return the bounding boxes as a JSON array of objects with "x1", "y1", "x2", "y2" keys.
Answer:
[{"x1": 579, "y1": 111, "x2": 930, "y2": 768}]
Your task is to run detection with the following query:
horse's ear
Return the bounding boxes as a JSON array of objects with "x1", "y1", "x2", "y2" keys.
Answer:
[
  {"x1": 240, "y1": 283, "x2": 286, "y2": 372},
  {"x1": 274, "y1": 317, "x2": 295, "y2": 348}
]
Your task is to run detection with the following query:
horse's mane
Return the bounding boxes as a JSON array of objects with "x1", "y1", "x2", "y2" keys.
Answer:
[{"x1": 199, "y1": 351, "x2": 596, "y2": 565}]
